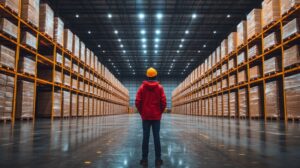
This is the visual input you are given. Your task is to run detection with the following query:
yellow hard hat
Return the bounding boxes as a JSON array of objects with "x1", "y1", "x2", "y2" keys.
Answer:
[{"x1": 146, "y1": 67, "x2": 157, "y2": 77}]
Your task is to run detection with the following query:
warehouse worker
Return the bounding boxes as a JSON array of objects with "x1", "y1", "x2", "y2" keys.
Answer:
[{"x1": 135, "y1": 67, "x2": 167, "y2": 166}]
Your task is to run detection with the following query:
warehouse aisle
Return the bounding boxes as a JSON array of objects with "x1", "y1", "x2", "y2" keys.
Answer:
[{"x1": 1, "y1": 114, "x2": 300, "y2": 168}]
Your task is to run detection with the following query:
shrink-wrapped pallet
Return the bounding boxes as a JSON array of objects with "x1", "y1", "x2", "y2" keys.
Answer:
[
  {"x1": 21, "y1": 32, "x2": 37, "y2": 49},
  {"x1": 89, "y1": 85, "x2": 93, "y2": 94},
  {"x1": 64, "y1": 74, "x2": 70, "y2": 86},
  {"x1": 282, "y1": 18, "x2": 300, "y2": 40},
  {"x1": 85, "y1": 83, "x2": 89, "y2": 93},
  {"x1": 0, "y1": 0, "x2": 19, "y2": 14},
  {"x1": 55, "y1": 53, "x2": 63, "y2": 64},
  {"x1": 79, "y1": 67, "x2": 84, "y2": 76},
  {"x1": 237, "y1": 52, "x2": 246, "y2": 65},
  {"x1": 217, "y1": 95, "x2": 222, "y2": 116},
  {"x1": 89, "y1": 97, "x2": 93, "y2": 116},
  {"x1": 0, "y1": 73, "x2": 14, "y2": 120},
  {"x1": 78, "y1": 95, "x2": 83, "y2": 116},
  {"x1": 216, "y1": 46, "x2": 221, "y2": 64},
  {"x1": 209, "y1": 97, "x2": 213, "y2": 116},
  {"x1": 54, "y1": 17, "x2": 64, "y2": 46},
  {"x1": 63, "y1": 91, "x2": 70, "y2": 117},
  {"x1": 72, "y1": 63, "x2": 78, "y2": 73},
  {"x1": 239, "y1": 88, "x2": 248, "y2": 117},
  {"x1": 71, "y1": 93, "x2": 77, "y2": 117},
  {"x1": 228, "y1": 58, "x2": 235, "y2": 70},
  {"x1": 250, "y1": 65, "x2": 261, "y2": 79},
  {"x1": 79, "y1": 81, "x2": 84, "y2": 91},
  {"x1": 217, "y1": 81, "x2": 221, "y2": 91},
  {"x1": 247, "y1": 9, "x2": 262, "y2": 39},
  {"x1": 216, "y1": 69, "x2": 221, "y2": 77},
  {"x1": 73, "y1": 35, "x2": 80, "y2": 58},
  {"x1": 85, "y1": 71, "x2": 89, "y2": 80},
  {"x1": 39, "y1": 3, "x2": 54, "y2": 38},
  {"x1": 71, "y1": 78, "x2": 77, "y2": 89},
  {"x1": 64, "y1": 57, "x2": 71, "y2": 69},
  {"x1": 228, "y1": 32, "x2": 237, "y2": 53},
  {"x1": 222, "y1": 63, "x2": 227, "y2": 74},
  {"x1": 223, "y1": 93, "x2": 229, "y2": 117},
  {"x1": 238, "y1": 70, "x2": 247, "y2": 84},
  {"x1": 265, "y1": 80, "x2": 280, "y2": 118},
  {"x1": 250, "y1": 86, "x2": 262, "y2": 117},
  {"x1": 281, "y1": 0, "x2": 300, "y2": 16},
  {"x1": 229, "y1": 92, "x2": 237, "y2": 117},
  {"x1": 248, "y1": 45, "x2": 259, "y2": 59},
  {"x1": 237, "y1": 21, "x2": 247, "y2": 47},
  {"x1": 284, "y1": 73, "x2": 300, "y2": 119},
  {"x1": 54, "y1": 71, "x2": 62, "y2": 83},
  {"x1": 36, "y1": 91, "x2": 61, "y2": 117},
  {"x1": 19, "y1": 56, "x2": 36, "y2": 75},
  {"x1": 80, "y1": 42, "x2": 85, "y2": 63},
  {"x1": 0, "y1": 18, "x2": 18, "y2": 39},
  {"x1": 264, "y1": 56, "x2": 279, "y2": 74},
  {"x1": 221, "y1": 39, "x2": 228, "y2": 59},
  {"x1": 263, "y1": 32, "x2": 278, "y2": 50},
  {"x1": 283, "y1": 45, "x2": 300, "y2": 68},
  {"x1": 21, "y1": 0, "x2": 40, "y2": 28},
  {"x1": 229, "y1": 74, "x2": 236, "y2": 87},
  {"x1": 64, "y1": 29, "x2": 73, "y2": 52},
  {"x1": 262, "y1": 0, "x2": 280, "y2": 28},
  {"x1": 86, "y1": 48, "x2": 90, "y2": 67},
  {"x1": 212, "y1": 52, "x2": 216, "y2": 68},
  {"x1": 93, "y1": 98, "x2": 97, "y2": 116},
  {"x1": 222, "y1": 78, "x2": 227, "y2": 89},
  {"x1": 16, "y1": 80, "x2": 34, "y2": 119},
  {"x1": 0, "y1": 45, "x2": 15, "y2": 69}
]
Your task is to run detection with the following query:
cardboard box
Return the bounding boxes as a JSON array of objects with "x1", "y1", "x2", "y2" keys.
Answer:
[
  {"x1": 238, "y1": 70, "x2": 247, "y2": 83},
  {"x1": 250, "y1": 86, "x2": 262, "y2": 117},
  {"x1": 262, "y1": 0, "x2": 280, "y2": 28},
  {"x1": 264, "y1": 56, "x2": 279, "y2": 74},
  {"x1": 72, "y1": 78, "x2": 77, "y2": 89},
  {"x1": 222, "y1": 63, "x2": 227, "y2": 74},
  {"x1": 283, "y1": 45, "x2": 300, "y2": 68},
  {"x1": 282, "y1": 18, "x2": 300, "y2": 40},
  {"x1": 71, "y1": 93, "x2": 77, "y2": 117},
  {"x1": 39, "y1": 3, "x2": 54, "y2": 38},
  {"x1": 80, "y1": 42, "x2": 85, "y2": 63},
  {"x1": 16, "y1": 80, "x2": 34, "y2": 119},
  {"x1": 247, "y1": 9, "x2": 262, "y2": 39},
  {"x1": 228, "y1": 58, "x2": 235, "y2": 70},
  {"x1": 73, "y1": 35, "x2": 80, "y2": 58},
  {"x1": 229, "y1": 74, "x2": 236, "y2": 87},
  {"x1": 265, "y1": 80, "x2": 280, "y2": 118},
  {"x1": 222, "y1": 78, "x2": 227, "y2": 89},
  {"x1": 223, "y1": 93, "x2": 229, "y2": 117},
  {"x1": 248, "y1": 45, "x2": 259, "y2": 59},
  {"x1": 64, "y1": 56, "x2": 71, "y2": 69},
  {"x1": 64, "y1": 74, "x2": 70, "y2": 86},
  {"x1": 237, "y1": 21, "x2": 247, "y2": 47},
  {"x1": 0, "y1": 18, "x2": 18, "y2": 39},
  {"x1": 250, "y1": 65, "x2": 261, "y2": 79},
  {"x1": 239, "y1": 88, "x2": 248, "y2": 117},
  {"x1": 19, "y1": 56, "x2": 36, "y2": 75},
  {"x1": 281, "y1": 0, "x2": 300, "y2": 16},
  {"x1": 21, "y1": 32, "x2": 37, "y2": 49},
  {"x1": 263, "y1": 32, "x2": 278, "y2": 50},
  {"x1": 78, "y1": 95, "x2": 83, "y2": 116},
  {"x1": 0, "y1": 73, "x2": 14, "y2": 120},
  {"x1": 54, "y1": 17, "x2": 64, "y2": 46},
  {"x1": 73, "y1": 63, "x2": 78, "y2": 73},
  {"x1": 228, "y1": 32, "x2": 237, "y2": 53},
  {"x1": 221, "y1": 39, "x2": 228, "y2": 59},
  {"x1": 64, "y1": 29, "x2": 73, "y2": 52},
  {"x1": 36, "y1": 91, "x2": 61, "y2": 117},
  {"x1": 21, "y1": 0, "x2": 40, "y2": 28},
  {"x1": 229, "y1": 92, "x2": 237, "y2": 117},
  {"x1": 0, "y1": 45, "x2": 15, "y2": 69},
  {"x1": 63, "y1": 91, "x2": 70, "y2": 117},
  {"x1": 285, "y1": 73, "x2": 300, "y2": 119},
  {"x1": 237, "y1": 52, "x2": 246, "y2": 65},
  {"x1": 0, "y1": 0, "x2": 19, "y2": 14}
]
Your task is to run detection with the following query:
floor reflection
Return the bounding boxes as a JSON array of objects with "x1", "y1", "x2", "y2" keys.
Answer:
[{"x1": 0, "y1": 114, "x2": 300, "y2": 168}]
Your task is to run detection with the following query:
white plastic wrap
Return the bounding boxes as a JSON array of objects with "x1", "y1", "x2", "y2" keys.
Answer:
[
  {"x1": 237, "y1": 21, "x2": 247, "y2": 47},
  {"x1": 228, "y1": 32, "x2": 237, "y2": 53},
  {"x1": 64, "y1": 29, "x2": 73, "y2": 52},
  {"x1": 0, "y1": 0, "x2": 19, "y2": 14},
  {"x1": 263, "y1": 32, "x2": 278, "y2": 50},
  {"x1": 0, "y1": 18, "x2": 18, "y2": 39},
  {"x1": 54, "y1": 17, "x2": 64, "y2": 46},
  {"x1": 19, "y1": 56, "x2": 36, "y2": 75},
  {"x1": 285, "y1": 73, "x2": 300, "y2": 119},
  {"x1": 0, "y1": 45, "x2": 15, "y2": 69},
  {"x1": 21, "y1": 32, "x2": 37, "y2": 49},
  {"x1": 281, "y1": 0, "x2": 300, "y2": 16},
  {"x1": 283, "y1": 45, "x2": 300, "y2": 68},
  {"x1": 221, "y1": 39, "x2": 228, "y2": 59},
  {"x1": 39, "y1": 3, "x2": 54, "y2": 38},
  {"x1": 262, "y1": 0, "x2": 280, "y2": 28},
  {"x1": 63, "y1": 91, "x2": 70, "y2": 117},
  {"x1": 250, "y1": 86, "x2": 262, "y2": 117},
  {"x1": 0, "y1": 73, "x2": 14, "y2": 120},
  {"x1": 237, "y1": 52, "x2": 246, "y2": 65},
  {"x1": 21, "y1": 0, "x2": 40, "y2": 28},
  {"x1": 239, "y1": 88, "x2": 248, "y2": 117},
  {"x1": 282, "y1": 18, "x2": 300, "y2": 40},
  {"x1": 247, "y1": 9, "x2": 262, "y2": 39},
  {"x1": 16, "y1": 80, "x2": 34, "y2": 118},
  {"x1": 265, "y1": 80, "x2": 280, "y2": 118}
]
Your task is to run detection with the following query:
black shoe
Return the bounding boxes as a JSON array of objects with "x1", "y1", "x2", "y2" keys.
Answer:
[
  {"x1": 155, "y1": 159, "x2": 163, "y2": 166},
  {"x1": 140, "y1": 159, "x2": 148, "y2": 166}
]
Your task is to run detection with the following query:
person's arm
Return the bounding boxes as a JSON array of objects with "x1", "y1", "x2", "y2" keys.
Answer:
[
  {"x1": 160, "y1": 86, "x2": 167, "y2": 113},
  {"x1": 135, "y1": 86, "x2": 143, "y2": 114}
]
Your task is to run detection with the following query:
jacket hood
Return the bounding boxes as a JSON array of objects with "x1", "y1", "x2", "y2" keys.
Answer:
[{"x1": 142, "y1": 81, "x2": 159, "y2": 90}]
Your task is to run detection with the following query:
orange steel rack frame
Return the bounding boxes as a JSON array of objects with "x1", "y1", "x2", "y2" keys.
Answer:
[
  {"x1": 172, "y1": 5, "x2": 300, "y2": 122},
  {"x1": 0, "y1": 2, "x2": 130, "y2": 124}
]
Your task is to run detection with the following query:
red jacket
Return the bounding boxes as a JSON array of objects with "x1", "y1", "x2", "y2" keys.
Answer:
[{"x1": 135, "y1": 81, "x2": 167, "y2": 120}]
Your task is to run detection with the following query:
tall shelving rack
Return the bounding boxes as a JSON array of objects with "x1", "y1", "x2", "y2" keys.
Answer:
[
  {"x1": 0, "y1": 1, "x2": 130, "y2": 124},
  {"x1": 172, "y1": 4, "x2": 300, "y2": 122}
]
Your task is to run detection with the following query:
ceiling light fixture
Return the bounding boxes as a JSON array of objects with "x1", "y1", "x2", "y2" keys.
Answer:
[
  {"x1": 181, "y1": 38, "x2": 185, "y2": 42},
  {"x1": 177, "y1": 50, "x2": 180, "y2": 53},
  {"x1": 108, "y1": 13, "x2": 112, "y2": 18},
  {"x1": 155, "y1": 50, "x2": 158, "y2": 54},
  {"x1": 185, "y1": 30, "x2": 189, "y2": 34},
  {"x1": 203, "y1": 44, "x2": 207, "y2": 48},
  {"x1": 123, "y1": 50, "x2": 126, "y2": 53},
  {"x1": 144, "y1": 50, "x2": 147, "y2": 54},
  {"x1": 179, "y1": 44, "x2": 183, "y2": 48},
  {"x1": 142, "y1": 44, "x2": 147, "y2": 48},
  {"x1": 75, "y1": 14, "x2": 79, "y2": 18},
  {"x1": 118, "y1": 38, "x2": 121, "y2": 42},
  {"x1": 88, "y1": 31, "x2": 91, "y2": 34},
  {"x1": 114, "y1": 30, "x2": 118, "y2": 34},
  {"x1": 213, "y1": 31, "x2": 217, "y2": 34},
  {"x1": 192, "y1": 13, "x2": 197, "y2": 19},
  {"x1": 156, "y1": 13, "x2": 163, "y2": 20},
  {"x1": 138, "y1": 13, "x2": 145, "y2": 19},
  {"x1": 141, "y1": 30, "x2": 146, "y2": 35},
  {"x1": 155, "y1": 29, "x2": 161, "y2": 35},
  {"x1": 141, "y1": 38, "x2": 147, "y2": 43},
  {"x1": 155, "y1": 38, "x2": 159, "y2": 42},
  {"x1": 198, "y1": 50, "x2": 201, "y2": 53},
  {"x1": 227, "y1": 14, "x2": 231, "y2": 18},
  {"x1": 120, "y1": 44, "x2": 123, "y2": 48},
  {"x1": 155, "y1": 44, "x2": 158, "y2": 48},
  {"x1": 98, "y1": 44, "x2": 101, "y2": 48}
]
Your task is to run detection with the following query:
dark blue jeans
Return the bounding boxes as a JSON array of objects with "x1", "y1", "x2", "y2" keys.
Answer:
[{"x1": 142, "y1": 120, "x2": 161, "y2": 160}]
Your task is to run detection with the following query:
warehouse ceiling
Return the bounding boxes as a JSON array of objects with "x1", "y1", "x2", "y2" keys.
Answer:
[{"x1": 45, "y1": 0, "x2": 262, "y2": 78}]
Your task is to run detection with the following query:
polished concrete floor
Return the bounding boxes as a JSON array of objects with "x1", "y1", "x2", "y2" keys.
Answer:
[{"x1": 1, "y1": 114, "x2": 300, "y2": 168}]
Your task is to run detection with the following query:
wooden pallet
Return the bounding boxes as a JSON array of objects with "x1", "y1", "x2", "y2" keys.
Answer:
[
  {"x1": 0, "y1": 63, "x2": 15, "y2": 71},
  {"x1": 0, "y1": 30, "x2": 18, "y2": 40},
  {"x1": 284, "y1": 63, "x2": 300, "y2": 70},
  {"x1": 0, "y1": 3, "x2": 18, "y2": 16},
  {"x1": 0, "y1": 117, "x2": 11, "y2": 123},
  {"x1": 40, "y1": 32, "x2": 54, "y2": 41},
  {"x1": 264, "y1": 44, "x2": 279, "y2": 52},
  {"x1": 282, "y1": 5, "x2": 300, "y2": 18},
  {"x1": 248, "y1": 55, "x2": 259, "y2": 61},
  {"x1": 20, "y1": 71, "x2": 35, "y2": 77},
  {"x1": 263, "y1": 21, "x2": 277, "y2": 30},
  {"x1": 20, "y1": 117, "x2": 33, "y2": 121},
  {"x1": 237, "y1": 44, "x2": 246, "y2": 50},
  {"x1": 23, "y1": 19, "x2": 38, "y2": 30},
  {"x1": 238, "y1": 81, "x2": 247, "y2": 85},
  {"x1": 264, "y1": 70, "x2": 279, "y2": 77},
  {"x1": 21, "y1": 44, "x2": 37, "y2": 51},
  {"x1": 247, "y1": 33, "x2": 261, "y2": 42},
  {"x1": 283, "y1": 33, "x2": 299, "y2": 43}
]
